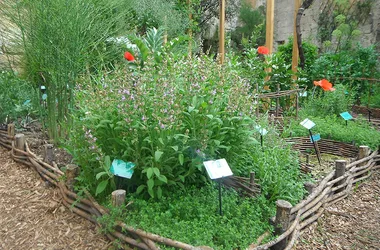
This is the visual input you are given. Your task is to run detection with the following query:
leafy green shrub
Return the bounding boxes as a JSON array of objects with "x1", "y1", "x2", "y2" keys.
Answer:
[
  {"x1": 0, "y1": 71, "x2": 38, "y2": 124},
  {"x1": 301, "y1": 84, "x2": 356, "y2": 117},
  {"x1": 283, "y1": 115, "x2": 380, "y2": 150}
]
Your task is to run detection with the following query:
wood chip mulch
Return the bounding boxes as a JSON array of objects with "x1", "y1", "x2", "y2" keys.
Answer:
[
  {"x1": 294, "y1": 171, "x2": 380, "y2": 250},
  {"x1": 0, "y1": 147, "x2": 110, "y2": 250}
]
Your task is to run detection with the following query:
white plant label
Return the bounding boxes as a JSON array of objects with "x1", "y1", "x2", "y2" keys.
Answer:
[{"x1": 203, "y1": 159, "x2": 233, "y2": 180}]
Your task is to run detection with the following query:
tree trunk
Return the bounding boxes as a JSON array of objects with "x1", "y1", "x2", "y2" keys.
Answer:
[{"x1": 296, "y1": 0, "x2": 315, "y2": 69}]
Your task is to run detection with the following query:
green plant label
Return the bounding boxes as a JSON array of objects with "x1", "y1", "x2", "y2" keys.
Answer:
[
  {"x1": 340, "y1": 111, "x2": 353, "y2": 121},
  {"x1": 203, "y1": 159, "x2": 233, "y2": 180},
  {"x1": 310, "y1": 133, "x2": 321, "y2": 142},
  {"x1": 42, "y1": 94, "x2": 47, "y2": 100},
  {"x1": 110, "y1": 159, "x2": 135, "y2": 179},
  {"x1": 300, "y1": 118, "x2": 315, "y2": 130}
]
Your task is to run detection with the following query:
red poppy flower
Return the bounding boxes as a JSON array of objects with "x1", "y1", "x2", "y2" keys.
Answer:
[
  {"x1": 313, "y1": 79, "x2": 335, "y2": 91},
  {"x1": 124, "y1": 51, "x2": 135, "y2": 61},
  {"x1": 257, "y1": 46, "x2": 270, "y2": 55}
]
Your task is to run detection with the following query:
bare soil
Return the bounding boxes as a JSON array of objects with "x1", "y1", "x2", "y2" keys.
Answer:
[
  {"x1": 294, "y1": 171, "x2": 380, "y2": 250},
  {"x1": 0, "y1": 147, "x2": 110, "y2": 250}
]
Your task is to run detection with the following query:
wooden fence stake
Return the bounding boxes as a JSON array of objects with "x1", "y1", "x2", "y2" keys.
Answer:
[
  {"x1": 304, "y1": 182, "x2": 316, "y2": 195},
  {"x1": 66, "y1": 164, "x2": 79, "y2": 192},
  {"x1": 15, "y1": 134, "x2": 25, "y2": 154},
  {"x1": 305, "y1": 154, "x2": 310, "y2": 164},
  {"x1": 43, "y1": 144, "x2": 55, "y2": 165},
  {"x1": 112, "y1": 190, "x2": 126, "y2": 207},
  {"x1": 273, "y1": 200, "x2": 293, "y2": 250},
  {"x1": 249, "y1": 172, "x2": 255, "y2": 189},
  {"x1": 358, "y1": 146, "x2": 370, "y2": 167},
  {"x1": 7, "y1": 124, "x2": 15, "y2": 137},
  {"x1": 334, "y1": 160, "x2": 346, "y2": 193}
]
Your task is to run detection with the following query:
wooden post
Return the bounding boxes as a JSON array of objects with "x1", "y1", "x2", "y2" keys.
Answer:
[
  {"x1": 334, "y1": 160, "x2": 346, "y2": 193},
  {"x1": 256, "y1": 83, "x2": 260, "y2": 117},
  {"x1": 187, "y1": 0, "x2": 192, "y2": 58},
  {"x1": 265, "y1": 0, "x2": 274, "y2": 53},
  {"x1": 295, "y1": 90, "x2": 299, "y2": 118},
  {"x1": 304, "y1": 182, "x2": 316, "y2": 195},
  {"x1": 43, "y1": 144, "x2": 55, "y2": 165},
  {"x1": 305, "y1": 154, "x2": 310, "y2": 164},
  {"x1": 273, "y1": 200, "x2": 293, "y2": 250},
  {"x1": 66, "y1": 164, "x2": 79, "y2": 191},
  {"x1": 276, "y1": 84, "x2": 280, "y2": 117},
  {"x1": 358, "y1": 146, "x2": 370, "y2": 167},
  {"x1": 218, "y1": 0, "x2": 226, "y2": 64},
  {"x1": 112, "y1": 189, "x2": 126, "y2": 207},
  {"x1": 15, "y1": 134, "x2": 25, "y2": 154},
  {"x1": 249, "y1": 172, "x2": 255, "y2": 189},
  {"x1": 7, "y1": 124, "x2": 15, "y2": 137},
  {"x1": 291, "y1": 0, "x2": 301, "y2": 79}
]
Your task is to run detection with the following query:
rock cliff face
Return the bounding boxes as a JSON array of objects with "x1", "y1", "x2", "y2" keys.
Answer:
[{"x1": 253, "y1": 0, "x2": 380, "y2": 51}]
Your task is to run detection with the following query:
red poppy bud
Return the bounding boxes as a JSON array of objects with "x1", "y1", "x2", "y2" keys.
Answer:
[
  {"x1": 257, "y1": 46, "x2": 270, "y2": 55},
  {"x1": 124, "y1": 51, "x2": 135, "y2": 61}
]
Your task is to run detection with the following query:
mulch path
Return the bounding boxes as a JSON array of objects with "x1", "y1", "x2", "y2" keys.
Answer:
[
  {"x1": 0, "y1": 147, "x2": 110, "y2": 250},
  {"x1": 294, "y1": 171, "x2": 380, "y2": 250}
]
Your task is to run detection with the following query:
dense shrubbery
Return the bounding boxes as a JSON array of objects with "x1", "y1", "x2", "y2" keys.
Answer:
[{"x1": 0, "y1": 71, "x2": 39, "y2": 124}]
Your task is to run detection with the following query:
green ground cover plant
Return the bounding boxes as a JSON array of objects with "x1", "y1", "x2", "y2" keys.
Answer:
[{"x1": 0, "y1": 71, "x2": 39, "y2": 124}]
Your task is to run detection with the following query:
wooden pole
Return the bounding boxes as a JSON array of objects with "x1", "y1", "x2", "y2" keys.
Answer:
[
  {"x1": 219, "y1": 0, "x2": 225, "y2": 64},
  {"x1": 15, "y1": 134, "x2": 25, "y2": 154},
  {"x1": 265, "y1": 0, "x2": 274, "y2": 53},
  {"x1": 187, "y1": 0, "x2": 192, "y2": 58},
  {"x1": 66, "y1": 164, "x2": 79, "y2": 191},
  {"x1": 276, "y1": 84, "x2": 280, "y2": 117},
  {"x1": 112, "y1": 190, "x2": 126, "y2": 207},
  {"x1": 249, "y1": 172, "x2": 255, "y2": 189},
  {"x1": 43, "y1": 144, "x2": 55, "y2": 165},
  {"x1": 7, "y1": 124, "x2": 15, "y2": 137},
  {"x1": 291, "y1": 0, "x2": 301, "y2": 79},
  {"x1": 334, "y1": 160, "x2": 346, "y2": 193},
  {"x1": 358, "y1": 146, "x2": 370, "y2": 167},
  {"x1": 273, "y1": 200, "x2": 292, "y2": 250}
]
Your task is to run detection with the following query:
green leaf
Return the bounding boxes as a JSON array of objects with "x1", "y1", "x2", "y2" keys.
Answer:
[
  {"x1": 206, "y1": 114, "x2": 214, "y2": 119},
  {"x1": 104, "y1": 155, "x2": 111, "y2": 168},
  {"x1": 188, "y1": 106, "x2": 195, "y2": 113},
  {"x1": 158, "y1": 175, "x2": 167, "y2": 183},
  {"x1": 148, "y1": 188, "x2": 155, "y2": 198},
  {"x1": 158, "y1": 138, "x2": 164, "y2": 145},
  {"x1": 153, "y1": 167, "x2": 160, "y2": 177},
  {"x1": 95, "y1": 180, "x2": 108, "y2": 196},
  {"x1": 136, "y1": 185, "x2": 146, "y2": 194},
  {"x1": 171, "y1": 146, "x2": 179, "y2": 152},
  {"x1": 178, "y1": 175, "x2": 185, "y2": 182},
  {"x1": 155, "y1": 150, "x2": 164, "y2": 162},
  {"x1": 214, "y1": 140, "x2": 221, "y2": 146},
  {"x1": 147, "y1": 179, "x2": 155, "y2": 190},
  {"x1": 179, "y1": 154, "x2": 184, "y2": 166},
  {"x1": 96, "y1": 172, "x2": 108, "y2": 180},
  {"x1": 156, "y1": 186, "x2": 162, "y2": 199},
  {"x1": 147, "y1": 168, "x2": 154, "y2": 179}
]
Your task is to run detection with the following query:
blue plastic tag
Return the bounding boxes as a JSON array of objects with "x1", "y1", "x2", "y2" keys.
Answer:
[
  {"x1": 340, "y1": 112, "x2": 353, "y2": 121},
  {"x1": 110, "y1": 159, "x2": 135, "y2": 179},
  {"x1": 310, "y1": 133, "x2": 321, "y2": 142}
]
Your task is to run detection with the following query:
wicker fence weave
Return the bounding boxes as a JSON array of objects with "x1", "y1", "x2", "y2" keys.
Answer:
[{"x1": 0, "y1": 128, "x2": 379, "y2": 250}]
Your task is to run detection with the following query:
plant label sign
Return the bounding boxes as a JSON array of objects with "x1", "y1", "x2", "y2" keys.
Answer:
[
  {"x1": 110, "y1": 159, "x2": 135, "y2": 179},
  {"x1": 255, "y1": 125, "x2": 268, "y2": 136},
  {"x1": 300, "y1": 118, "x2": 315, "y2": 130},
  {"x1": 299, "y1": 91, "x2": 307, "y2": 97},
  {"x1": 310, "y1": 133, "x2": 321, "y2": 142},
  {"x1": 203, "y1": 159, "x2": 233, "y2": 180},
  {"x1": 340, "y1": 112, "x2": 353, "y2": 121}
]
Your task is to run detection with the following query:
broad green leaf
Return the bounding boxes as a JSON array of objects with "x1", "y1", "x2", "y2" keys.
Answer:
[
  {"x1": 95, "y1": 180, "x2": 108, "y2": 196},
  {"x1": 158, "y1": 175, "x2": 167, "y2": 183},
  {"x1": 178, "y1": 175, "x2": 185, "y2": 182},
  {"x1": 179, "y1": 154, "x2": 184, "y2": 166},
  {"x1": 147, "y1": 179, "x2": 155, "y2": 190},
  {"x1": 206, "y1": 114, "x2": 214, "y2": 119},
  {"x1": 158, "y1": 138, "x2": 164, "y2": 145},
  {"x1": 214, "y1": 140, "x2": 221, "y2": 146},
  {"x1": 147, "y1": 168, "x2": 153, "y2": 179},
  {"x1": 153, "y1": 167, "x2": 160, "y2": 177},
  {"x1": 96, "y1": 172, "x2": 108, "y2": 180},
  {"x1": 171, "y1": 146, "x2": 179, "y2": 152},
  {"x1": 188, "y1": 106, "x2": 195, "y2": 113},
  {"x1": 155, "y1": 150, "x2": 164, "y2": 162},
  {"x1": 136, "y1": 185, "x2": 146, "y2": 194},
  {"x1": 156, "y1": 186, "x2": 162, "y2": 199},
  {"x1": 104, "y1": 156, "x2": 111, "y2": 168},
  {"x1": 148, "y1": 188, "x2": 155, "y2": 198}
]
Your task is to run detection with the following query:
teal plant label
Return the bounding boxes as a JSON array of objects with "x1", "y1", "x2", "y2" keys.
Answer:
[
  {"x1": 340, "y1": 112, "x2": 353, "y2": 121},
  {"x1": 300, "y1": 118, "x2": 315, "y2": 130},
  {"x1": 299, "y1": 91, "x2": 307, "y2": 97},
  {"x1": 203, "y1": 159, "x2": 233, "y2": 180},
  {"x1": 110, "y1": 159, "x2": 135, "y2": 179},
  {"x1": 310, "y1": 133, "x2": 321, "y2": 142},
  {"x1": 255, "y1": 125, "x2": 268, "y2": 136}
]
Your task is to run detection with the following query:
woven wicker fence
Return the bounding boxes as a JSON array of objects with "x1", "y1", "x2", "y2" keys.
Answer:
[{"x1": 0, "y1": 125, "x2": 379, "y2": 250}]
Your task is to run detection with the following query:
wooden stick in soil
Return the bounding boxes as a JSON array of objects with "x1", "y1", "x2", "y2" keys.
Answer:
[
  {"x1": 112, "y1": 190, "x2": 126, "y2": 207},
  {"x1": 7, "y1": 123, "x2": 15, "y2": 137},
  {"x1": 43, "y1": 144, "x2": 55, "y2": 165},
  {"x1": 66, "y1": 164, "x2": 79, "y2": 192},
  {"x1": 14, "y1": 134, "x2": 25, "y2": 155},
  {"x1": 272, "y1": 200, "x2": 293, "y2": 250}
]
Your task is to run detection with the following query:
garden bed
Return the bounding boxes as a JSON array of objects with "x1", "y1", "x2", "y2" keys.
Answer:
[{"x1": 1, "y1": 125, "x2": 379, "y2": 250}]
